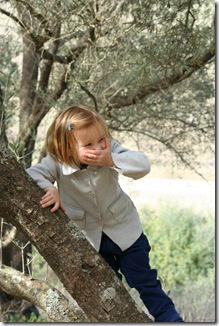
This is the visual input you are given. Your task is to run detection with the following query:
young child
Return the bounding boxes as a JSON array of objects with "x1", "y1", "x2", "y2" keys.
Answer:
[{"x1": 27, "y1": 104, "x2": 184, "y2": 322}]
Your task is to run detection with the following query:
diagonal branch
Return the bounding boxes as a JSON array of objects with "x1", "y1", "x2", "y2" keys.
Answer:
[
  {"x1": 15, "y1": 0, "x2": 52, "y2": 37},
  {"x1": 0, "y1": 8, "x2": 27, "y2": 30},
  {"x1": 0, "y1": 264, "x2": 88, "y2": 322},
  {"x1": 108, "y1": 42, "x2": 215, "y2": 108}
]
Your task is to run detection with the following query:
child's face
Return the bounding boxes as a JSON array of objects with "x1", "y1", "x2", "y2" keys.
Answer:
[{"x1": 74, "y1": 123, "x2": 107, "y2": 165}]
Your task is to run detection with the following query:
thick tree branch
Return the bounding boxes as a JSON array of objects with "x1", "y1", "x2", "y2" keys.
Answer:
[
  {"x1": 108, "y1": 42, "x2": 215, "y2": 108},
  {"x1": 19, "y1": 67, "x2": 69, "y2": 147},
  {"x1": 0, "y1": 265, "x2": 88, "y2": 322},
  {"x1": 16, "y1": 0, "x2": 52, "y2": 37},
  {"x1": 0, "y1": 87, "x2": 8, "y2": 144},
  {"x1": 0, "y1": 8, "x2": 27, "y2": 30}
]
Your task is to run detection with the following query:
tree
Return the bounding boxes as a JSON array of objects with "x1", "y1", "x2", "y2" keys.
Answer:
[
  {"x1": 0, "y1": 265, "x2": 88, "y2": 322},
  {"x1": 0, "y1": 140, "x2": 152, "y2": 323},
  {"x1": 0, "y1": 0, "x2": 215, "y2": 171},
  {"x1": 0, "y1": 0, "x2": 214, "y2": 320}
]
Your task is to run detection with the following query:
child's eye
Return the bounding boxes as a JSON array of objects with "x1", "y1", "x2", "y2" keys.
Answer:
[
  {"x1": 99, "y1": 137, "x2": 105, "y2": 142},
  {"x1": 85, "y1": 143, "x2": 91, "y2": 147}
]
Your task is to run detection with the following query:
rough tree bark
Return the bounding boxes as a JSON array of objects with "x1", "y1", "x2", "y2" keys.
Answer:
[
  {"x1": 0, "y1": 140, "x2": 152, "y2": 323},
  {"x1": 0, "y1": 265, "x2": 88, "y2": 322}
]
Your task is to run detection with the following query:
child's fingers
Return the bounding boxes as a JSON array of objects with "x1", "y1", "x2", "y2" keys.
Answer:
[
  {"x1": 41, "y1": 198, "x2": 54, "y2": 207},
  {"x1": 41, "y1": 193, "x2": 54, "y2": 204},
  {"x1": 41, "y1": 196, "x2": 65, "y2": 213},
  {"x1": 41, "y1": 193, "x2": 50, "y2": 200},
  {"x1": 41, "y1": 193, "x2": 57, "y2": 205},
  {"x1": 50, "y1": 200, "x2": 65, "y2": 212},
  {"x1": 86, "y1": 154, "x2": 93, "y2": 159},
  {"x1": 50, "y1": 202, "x2": 59, "y2": 212},
  {"x1": 41, "y1": 198, "x2": 59, "y2": 211}
]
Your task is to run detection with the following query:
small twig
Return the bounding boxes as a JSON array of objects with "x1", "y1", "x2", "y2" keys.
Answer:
[
  {"x1": 12, "y1": 240, "x2": 30, "y2": 274},
  {"x1": 79, "y1": 82, "x2": 99, "y2": 112},
  {"x1": 0, "y1": 218, "x2": 3, "y2": 268}
]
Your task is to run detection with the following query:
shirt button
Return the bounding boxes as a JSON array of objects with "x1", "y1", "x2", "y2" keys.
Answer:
[{"x1": 89, "y1": 191, "x2": 95, "y2": 198}]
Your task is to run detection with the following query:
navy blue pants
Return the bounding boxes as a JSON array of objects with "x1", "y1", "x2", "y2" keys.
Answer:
[{"x1": 99, "y1": 232, "x2": 183, "y2": 322}]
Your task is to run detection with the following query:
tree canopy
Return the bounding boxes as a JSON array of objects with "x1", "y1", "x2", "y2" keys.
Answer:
[{"x1": 0, "y1": 0, "x2": 215, "y2": 175}]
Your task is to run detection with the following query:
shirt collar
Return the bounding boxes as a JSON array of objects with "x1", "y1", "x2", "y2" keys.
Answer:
[{"x1": 60, "y1": 162, "x2": 80, "y2": 175}]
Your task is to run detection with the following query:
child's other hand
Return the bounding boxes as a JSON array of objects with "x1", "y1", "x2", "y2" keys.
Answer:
[
  {"x1": 85, "y1": 138, "x2": 114, "y2": 167},
  {"x1": 40, "y1": 186, "x2": 66, "y2": 213}
]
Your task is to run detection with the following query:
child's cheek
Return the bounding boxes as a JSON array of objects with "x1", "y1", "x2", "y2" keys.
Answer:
[{"x1": 77, "y1": 148, "x2": 84, "y2": 160}]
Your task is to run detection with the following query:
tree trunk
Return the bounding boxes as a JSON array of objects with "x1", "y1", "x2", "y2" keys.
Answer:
[{"x1": 0, "y1": 140, "x2": 151, "y2": 323}]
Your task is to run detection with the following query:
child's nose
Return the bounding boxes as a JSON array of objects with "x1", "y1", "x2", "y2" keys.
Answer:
[{"x1": 94, "y1": 143, "x2": 105, "y2": 150}]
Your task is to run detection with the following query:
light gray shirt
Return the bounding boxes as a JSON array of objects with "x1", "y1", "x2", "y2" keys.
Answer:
[{"x1": 27, "y1": 140, "x2": 150, "y2": 251}]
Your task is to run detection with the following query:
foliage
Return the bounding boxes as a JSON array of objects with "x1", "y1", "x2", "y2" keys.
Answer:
[
  {"x1": 8, "y1": 312, "x2": 47, "y2": 322},
  {"x1": 172, "y1": 271, "x2": 215, "y2": 322},
  {"x1": 0, "y1": 34, "x2": 20, "y2": 99},
  {"x1": 140, "y1": 202, "x2": 215, "y2": 290},
  {"x1": 0, "y1": 0, "x2": 215, "y2": 175},
  {"x1": 138, "y1": 201, "x2": 215, "y2": 322}
]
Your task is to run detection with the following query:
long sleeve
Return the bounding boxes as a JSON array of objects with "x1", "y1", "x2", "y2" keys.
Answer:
[
  {"x1": 110, "y1": 140, "x2": 150, "y2": 180},
  {"x1": 26, "y1": 155, "x2": 60, "y2": 189}
]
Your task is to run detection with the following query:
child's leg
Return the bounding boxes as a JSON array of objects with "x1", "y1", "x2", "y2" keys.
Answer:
[
  {"x1": 99, "y1": 233, "x2": 122, "y2": 280},
  {"x1": 119, "y1": 233, "x2": 184, "y2": 322}
]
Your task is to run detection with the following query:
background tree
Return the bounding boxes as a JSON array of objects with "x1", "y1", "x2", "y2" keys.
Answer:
[
  {"x1": 0, "y1": 0, "x2": 215, "y2": 321},
  {"x1": 0, "y1": 0, "x2": 214, "y2": 171}
]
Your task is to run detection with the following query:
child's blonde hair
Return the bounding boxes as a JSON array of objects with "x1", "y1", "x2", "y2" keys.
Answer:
[{"x1": 46, "y1": 104, "x2": 111, "y2": 167}]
